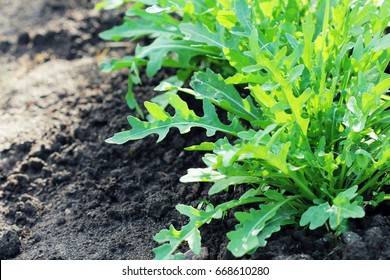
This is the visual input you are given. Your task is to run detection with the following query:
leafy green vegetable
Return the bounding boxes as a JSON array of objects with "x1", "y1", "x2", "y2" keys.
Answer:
[
  {"x1": 106, "y1": 93, "x2": 245, "y2": 144},
  {"x1": 99, "y1": 0, "x2": 390, "y2": 259},
  {"x1": 300, "y1": 186, "x2": 365, "y2": 230},
  {"x1": 98, "y1": 0, "x2": 230, "y2": 114}
]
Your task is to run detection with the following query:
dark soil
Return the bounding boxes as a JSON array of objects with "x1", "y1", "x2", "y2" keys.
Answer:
[{"x1": 0, "y1": 0, "x2": 389, "y2": 260}]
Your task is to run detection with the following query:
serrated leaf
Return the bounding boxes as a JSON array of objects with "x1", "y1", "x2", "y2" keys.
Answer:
[
  {"x1": 236, "y1": 142, "x2": 291, "y2": 175},
  {"x1": 284, "y1": 43, "x2": 304, "y2": 69},
  {"x1": 180, "y1": 21, "x2": 231, "y2": 49},
  {"x1": 154, "y1": 186, "x2": 276, "y2": 260},
  {"x1": 223, "y1": 48, "x2": 256, "y2": 72},
  {"x1": 99, "y1": 19, "x2": 178, "y2": 41},
  {"x1": 234, "y1": 0, "x2": 253, "y2": 36},
  {"x1": 153, "y1": 205, "x2": 218, "y2": 259},
  {"x1": 106, "y1": 94, "x2": 245, "y2": 144},
  {"x1": 135, "y1": 37, "x2": 219, "y2": 77},
  {"x1": 264, "y1": 190, "x2": 285, "y2": 202},
  {"x1": 153, "y1": 202, "x2": 227, "y2": 260},
  {"x1": 190, "y1": 69, "x2": 262, "y2": 122},
  {"x1": 256, "y1": 214, "x2": 294, "y2": 247},
  {"x1": 227, "y1": 202, "x2": 289, "y2": 257}
]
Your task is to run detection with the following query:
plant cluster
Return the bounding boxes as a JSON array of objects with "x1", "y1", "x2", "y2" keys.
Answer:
[{"x1": 98, "y1": 0, "x2": 390, "y2": 259}]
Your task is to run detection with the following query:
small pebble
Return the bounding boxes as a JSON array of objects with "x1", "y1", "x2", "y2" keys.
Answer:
[{"x1": 341, "y1": 231, "x2": 361, "y2": 244}]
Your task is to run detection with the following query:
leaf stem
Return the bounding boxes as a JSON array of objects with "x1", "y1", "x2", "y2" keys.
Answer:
[{"x1": 357, "y1": 171, "x2": 384, "y2": 196}]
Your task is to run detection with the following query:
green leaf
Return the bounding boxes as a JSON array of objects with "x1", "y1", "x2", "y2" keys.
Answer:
[
  {"x1": 125, "y1": 76, "x2": 144, "y2": 118},
  {"x1": 285, "y1": 33, "x2": 299, "y2": 49},
  {"x1": 154, "y1": 189, "x2": 267, "y2": 260},
  {"x1": 302, "y1": 15, "x2": 315, "y2": 70},
  {"x1": 125, "y1": 3, "x2": 180, "y2": 27},
  {"x1": 227, "y1": 202, "x2": 289, "y2": 257},
  {"x1": 371, "y1": 77, "x2": 390, "y2": 96},
  {"x1": 184, "y1": 142, "x2": 215, "y2": 151},
  {"x1": 100, "y1": 0, "x2": 389, "y2": 259},
  {"x1": 180, "y1": 21, "x2": 231, "y2": 49},
  {"x1": 300, "y1": 186, "x2": 365, "y2": 230},
  {"x1": 264, "y1": 190, "x2": 286, "y2": 202},
  {"x1": 180, "y1": 167, "x2": 225, "y2": 183},
  {"x1": 242, "y1": 65, "x2": 263, "y2": 73},
  {"x1": 352, "y1": 36, "x2": 364, "y2": 62},
  {"x1": 106, "y1": 94, "x2": 245, "y2": 144},
  {"x1": 334, "y1": 185, "x2": 359, "y2": 202},
  {"x1": 256, "y1": 214, "x2": 294, "y2": 247},
  {"x1": 190, "y1": 69, "x2": 262, "y2": 122},
  {"x1": 234, "y1": 0, "x2": 253, "y2": 36},
  {"x1": 217, "y1": 10, "x2": 238, "y2": 29},
  {"x1": 233, "y1": 0, "x2": 274, "y2": 56},
  {"x1": 329, "y1": 201, "x2": 365, "y2": 230},
  {"x1": 209, "y1": 176, "x2": 262, "y2": 195},
  {"x1": 287, "y1": 64, "x2": 305, "y2": 83},
  {"x1": 300, "y1": 202, "x2": 331, "y2": 230},
  {"x1": 135, "y1": 37, "x2": 219, "y2": 77},
  {"x1": 153, "y1": 204, "x2": 223, "y2": 259},
  {"x1": 235, "y1": 142, "x2": 292, "y2": 175},
  {"x1": 284, "y1": 42, "x2": 304, "y2": 69},
  {"x1": 329, "y1": 186, "x2": 365, "y2": 230},
  {"x1": 99, "y1": 57, "x2": 147, "y2": 72},
  {"x1": 99, "y1": 19, "x2": 179, "y2": 41},
  {"x1": 375, "y1": 147, "x2": 390, "y2": 169},
  {"x1": 223, "y1": 48, "x2": 256, "y2": 72},
  {"x1": 373, "y1": 34, "x2": 390, "y2": 52}
]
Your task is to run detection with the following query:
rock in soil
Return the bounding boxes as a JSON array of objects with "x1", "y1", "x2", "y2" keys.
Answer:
[{"x1": 0, "y1": 231, "x2": 21, "y2": 259}]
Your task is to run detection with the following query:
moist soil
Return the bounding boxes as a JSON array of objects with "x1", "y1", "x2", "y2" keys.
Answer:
[{"x1": 0, "y1": 0, "x2": 389, "y2": 260}]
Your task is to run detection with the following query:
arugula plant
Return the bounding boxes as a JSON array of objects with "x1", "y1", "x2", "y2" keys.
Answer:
[
  {"x1": 97, "y1": 0, "x2": 233, "y2": 116},
  {"x1": 99, "y1": 0, "x2": 390, "y2": 259}
]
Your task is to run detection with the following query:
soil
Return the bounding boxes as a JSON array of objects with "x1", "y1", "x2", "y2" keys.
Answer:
[{"x1": 0, "y1": 0, "x2": 389, "y2": 260}]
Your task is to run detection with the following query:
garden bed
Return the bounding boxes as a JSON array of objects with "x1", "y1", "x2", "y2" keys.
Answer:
[{"x1": 0, "y1": 0, "x2": 389, "y2": 260}]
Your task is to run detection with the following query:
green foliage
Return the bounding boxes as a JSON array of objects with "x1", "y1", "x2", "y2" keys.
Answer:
[
  {"x1": 106, "y1": 93, "x2": 245, "y2": 144},
  {"x1": 99, "y1": 0, "x2": 390, "y2": 259},
  {"x1": 300, "y1": 186, "x2": 365, "y2": 230},
  {"x1": 153, "y1": 188, "x2": 268, "y2": 259}
]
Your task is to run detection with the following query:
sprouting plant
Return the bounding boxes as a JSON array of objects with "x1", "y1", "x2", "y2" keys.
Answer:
[{"x1": 99, "y1": 0, "x2": 390, "y2": 259}]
